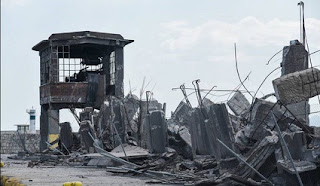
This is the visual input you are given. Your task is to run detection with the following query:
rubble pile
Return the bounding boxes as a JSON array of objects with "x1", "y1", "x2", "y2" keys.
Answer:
[
  {"x1": 32, "y1": 83, "x2": 319, "y2": 185},
  {"x1": 9, "y1": 41, "x2": 320, "y2": 185}
]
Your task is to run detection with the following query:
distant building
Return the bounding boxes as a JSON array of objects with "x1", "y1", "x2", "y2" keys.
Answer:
[{"x1": 14, "y1": 124, "x2": 30, "y2": 133}]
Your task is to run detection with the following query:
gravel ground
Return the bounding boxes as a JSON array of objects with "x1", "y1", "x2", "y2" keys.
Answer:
[{"x1": 0, "y1": 154, "x2": 161, "y2": 186}]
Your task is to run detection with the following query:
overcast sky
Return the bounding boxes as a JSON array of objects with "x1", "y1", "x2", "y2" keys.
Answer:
[{"x1": 1, "y1": 0, "x2": 320, "y2": 131}]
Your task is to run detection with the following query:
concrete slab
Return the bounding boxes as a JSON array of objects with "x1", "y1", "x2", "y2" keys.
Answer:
[
  {"x1": 227, "y1": 91, "x2": 250, "y2": 116},
  {"x1": 172, "y1": 101, "x2": 192, "y2": 127},
  {"x1": 273, "y1": 68, "x2": 320, "y2": 105},
  {"x1": 145, "y1": 110, "x2": 167, "y2": 153},
  {"x1": 281, "y1": 43, "x2": 308, "y2": 76},
  {"x1": 277, "y1": 160, "x2": 317, "y2": 174},
  {"x1": 111, "y1": 144, "x2": 149, "y2": 158},
  {"x1": 189, "y1": 108, "x2": 211, "y2": 156}
]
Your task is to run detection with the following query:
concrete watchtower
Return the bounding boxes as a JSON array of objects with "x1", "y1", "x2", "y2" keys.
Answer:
[{"x1": 33, "y1": 31, "x2": 133, "y2": 150}]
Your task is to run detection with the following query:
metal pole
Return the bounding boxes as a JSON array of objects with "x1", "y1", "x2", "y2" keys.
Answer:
[
  {"x1": 61, "y1": 142, "x2": 71, "y2": 154},
  {"x1": 180, "y1": 84, "x2": 192, "y2": 107},
  {"x1": 88, "y1": 130, "x2": 128, "y2": 162},
  {"x1": 173, "y1": 87, "x2": 253, "y2": 93},
  {"x1": 277, "y1": 100, "x2": 312, "y2": 134},
  {"x1": 217, "y1": 139, "x2": 274, "y2": 185},
  {"x1": 69, "y1": 107, "x2": 80, "y2": 126},
  {"x1": 87, "y1": 131, "x2": 137, "y2": 168},
  {"x1": 45, "y1": 141, "x2": 65, "y2": 156},
  {"x1": 271, "y1": 113, "x2": 304, "y2": 186},
  {"x1": 120, "y1": 167, "x2": 173, "y2": 183},
  {"x1": 297, "y1": 1, "x2": 305, "y2": 46},
  {"x1": 109, "y1": 100, "x2": 128, "y2": 161},
  {"x1": 111, "y1": 122, "x2": 129, "y2": 161},
  {"x1": 93, "y1": 143, "x2": 138, "y2": 168},
  {"x1": 146, "y1": 91, "x2": 154, "y2": 152}
]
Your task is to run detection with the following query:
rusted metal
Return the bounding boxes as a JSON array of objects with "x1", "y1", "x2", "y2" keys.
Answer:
[
  {"x1": 40, "y1": 83, "x2": 88, "y2": 105},
  {"x1": 179, "y1": 84, "x2": 192, "y2": 107}
]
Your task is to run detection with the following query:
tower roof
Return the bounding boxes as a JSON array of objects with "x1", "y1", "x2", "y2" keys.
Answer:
[{"x1": 32, "y1": 31, "x2": 133, "y2": 51}]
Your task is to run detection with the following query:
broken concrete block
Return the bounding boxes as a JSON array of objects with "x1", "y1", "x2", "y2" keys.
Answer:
[
  {"x1": 235, "y1": 134, "x2": 279, "y2": 179},
  {"x1": 234, "y1": 126, "x2": 251, "y2": 150},
  {"x1": 138, "y1": 99, "x2": 163, "y2": 148},
  {"x1": 273, "y1": 68, "x2": 320, "y2": 105},
  {"x1": 249, "y1": 99, "x2": 277, "y2": 140},
  {"x1": 124, "y1": 94, "x2": 140, "y2": 123},
  {"x1": 111, "y1": 98, "x2": 126, "y2": 147},
  {"x1": 167, "y1": 119, "x2": 180, "y2": 134},
  {"x1": 250, "y1": 98, "x2": 307, "y2": 138},
  {"x1": 179, "y1": 126, "x2": 192, "y2": 148},
  {"x1": 277, "y1": 160, "x2": 316, "y2": 174},
  {"x1": 202, "y1": 98, "x2": 214, "y2": 108},
  {"x1": 303, "y1": 148, "x2": 320, "y2": 163},
  {"x1": 281, "y1": 43, "x2": 308, "y2": 76},
  {"x1": 206, "y1": 104, "x2": 235, "y2": 160},
  {"x1": 110, "y1": 143, "x2": 149, "y2": 158},
  {"x1": 309, "y1": 137, "x2": 320, "y2": 149},
  {"x1": 312, "y1": 126, "x2": 320, "y2": 137},
  {"x1": 85, "y1": 153, "x2": 121, "y2": 167},
  {"x1": 255, "y1": 152, "x2": 277, "y2": 179},
  {"x1": 277, "y1": 159, "x2": 319, "y2": 186},
  {"x1": 172, "y1": 101, "x2": 192, "y2": 124},
  {"x1": 59, "y1": 122, "x2": 73, "y2": 152},
  {"x1": 79, "y1": 121, "x2": 95, "y2": 152},
  {"x1": 286, "y1": 101, "x2": 310, "y2": 125},
  {"x1": 87, "y1": 158, "x2": 115, "y2": 167},
  {"x1": 189, "y1": 108, "x2": 211, "y2": 156},
  {"x1": 99, "y1": 96, "x2": 127, "y2": 150},
  {"x1": 177, "y1": 126, "x2": 193, "y2": 159},
  {"x1": 219, "y1": 157, "x2": 239, "y2": 169},
  {"x1": 229, "y1": 114, "x2": 243, "y2": 133},
  {"x1": 279, "y1": 42, "x2": 310, "y2": 126},
  {"x1": 227, "y1": 91, "x2": 250, "y2": 116},
  {"x1": 167, "y1": 120, "x2": 193, "y2": 159},
  {"x1": 189, "y1": 104, "x2": 235, "y2": 160},
  {"x1": 80, "y1": 107, "x2": 94, "y2": 121},
  {"x1": 193, "y1": 155, "x2": 217, "y2": 170},
  {"x1": 146, "y1": 110, "x2": 167, "y2": 153},
  {"x1": 250, "y1": 99, "x2": 275, "y2": 126},
  {"x1": 283, "y1": 131, "x2": 307, "y2": 160}
]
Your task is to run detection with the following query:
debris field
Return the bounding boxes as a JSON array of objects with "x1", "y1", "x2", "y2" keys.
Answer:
[{"x1": 1, "y1": 28, "x2": 320, "y2": 185}]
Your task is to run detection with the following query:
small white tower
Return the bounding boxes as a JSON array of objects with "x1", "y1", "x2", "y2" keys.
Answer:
[{"x1": 26, "y1": 108, "x2": 36, "y2": 133}]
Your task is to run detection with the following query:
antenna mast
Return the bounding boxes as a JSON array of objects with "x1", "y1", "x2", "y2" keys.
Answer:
[{"x1": 297, "y1": 1, "x2": 305, "y2": 47}]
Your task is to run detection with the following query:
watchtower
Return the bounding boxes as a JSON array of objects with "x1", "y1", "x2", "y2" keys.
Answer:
[{"x1": 33, "y1": 31, "x2": 133, "y2": 150}]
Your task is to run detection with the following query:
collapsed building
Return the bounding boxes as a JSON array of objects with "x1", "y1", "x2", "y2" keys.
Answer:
[{"x1": 9, "y1": 31, "x2": 319, "y2": 185}]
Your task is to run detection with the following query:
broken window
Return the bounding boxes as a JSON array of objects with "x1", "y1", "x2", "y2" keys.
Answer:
[
  {"x1": 40, "y1": 48, "x2": 50, "y2": 85},
  {"x1": 53, "y1": 45, "x2": 103, "y2": 83},
  {"x1": 55, "y1": 45, "x2": 81, "y2": 82}
]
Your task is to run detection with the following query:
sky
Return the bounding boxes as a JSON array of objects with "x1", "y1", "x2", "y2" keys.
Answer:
[{"x1": 1, "y1": 0, "x2": 320, "y2": 131}]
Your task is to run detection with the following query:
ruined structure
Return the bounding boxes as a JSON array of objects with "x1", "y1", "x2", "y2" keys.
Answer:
[
  {"x1": 8, "y1": 31, "x2": 315, "y2": 186},
  {"x1": 32, "y1": 31, "x2": 133, "y2": 150},
  {"x1": 280, "y1": 40, "x2": 310, "y2": 123}
]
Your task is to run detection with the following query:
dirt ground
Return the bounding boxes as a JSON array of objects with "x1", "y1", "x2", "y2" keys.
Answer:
[{"x1": 0, "y1": 154, "x2": 161, "y2": 186}]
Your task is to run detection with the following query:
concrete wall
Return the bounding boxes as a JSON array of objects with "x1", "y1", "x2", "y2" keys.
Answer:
[{"x1": 0, "y1": 131, "x2": 40, "y2": 154}]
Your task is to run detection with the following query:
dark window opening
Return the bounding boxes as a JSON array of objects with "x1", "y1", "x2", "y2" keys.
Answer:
[
  {"x1": 40, "y1": 48, "x2": 50, "y2": 84},
  {"x1": 54, "y1": 45, "x2": 104, "y2": 83}
]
